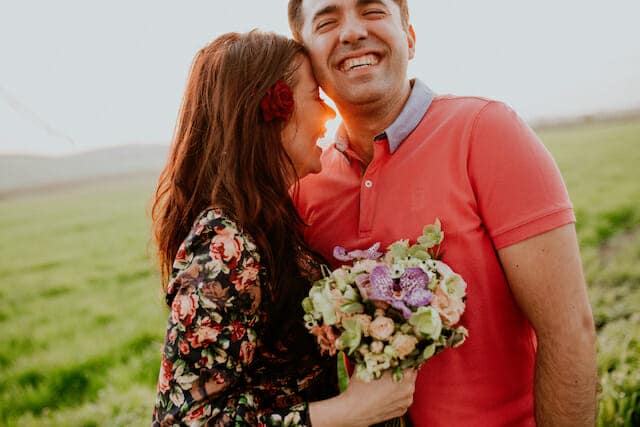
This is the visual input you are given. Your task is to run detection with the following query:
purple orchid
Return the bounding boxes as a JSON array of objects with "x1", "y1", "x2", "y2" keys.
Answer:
[
  {"x1": 368, "y1": 265, "x2": 433, "y2": 319},
  {"x1": 333, "y1": 242, "x2": 383, "y2": 262}
]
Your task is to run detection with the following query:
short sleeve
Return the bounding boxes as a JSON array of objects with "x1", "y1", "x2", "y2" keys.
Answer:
[{"x1": 468, "y1": 101, "x2": 575, "y2": 249}]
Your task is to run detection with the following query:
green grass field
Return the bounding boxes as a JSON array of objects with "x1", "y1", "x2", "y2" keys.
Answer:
[{"x1": 1, "y1": 118, "x2": 639, "y2": 426}]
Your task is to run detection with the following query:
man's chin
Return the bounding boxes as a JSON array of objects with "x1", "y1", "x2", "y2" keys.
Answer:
[{"x1": 334, "y1": 89, "x2": 386, "y2": 108}]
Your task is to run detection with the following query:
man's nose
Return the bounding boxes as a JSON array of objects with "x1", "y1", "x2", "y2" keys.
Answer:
[{"x1": 339, "y1": 14, "x2": 368, "y2": 45}]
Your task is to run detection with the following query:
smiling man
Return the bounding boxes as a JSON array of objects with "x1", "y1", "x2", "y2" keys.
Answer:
[{"x1": 289, "y1": 0, "x2": 597, "y2": 426}]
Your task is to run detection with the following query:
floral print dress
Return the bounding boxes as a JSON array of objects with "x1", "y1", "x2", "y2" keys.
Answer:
[{"x1": 152, "y1": 208, "x2": 335, "y2": 426}]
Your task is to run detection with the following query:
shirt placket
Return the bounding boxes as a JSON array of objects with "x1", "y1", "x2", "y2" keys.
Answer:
[{"x1": 358, "y1": 139, "x2": 388, "y2": 236}]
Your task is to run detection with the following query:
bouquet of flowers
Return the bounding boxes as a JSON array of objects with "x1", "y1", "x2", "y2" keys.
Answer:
[{"x1": 302, "y1": 220, "x2": 468, "y2": 386}]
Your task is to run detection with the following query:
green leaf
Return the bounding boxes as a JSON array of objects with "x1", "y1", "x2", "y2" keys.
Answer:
[
  {"x1": 301, "y1": 297, "x2": 314, "y2": 314},
  {"x1": 408, "y1": 245, "x2": 429, "y2": 260},
  {"x1": 309, "y1": 282, "x2": 336, "y2": 325},
  {"x1": 341, "y1": 302, "x2": 365, "y2": 314},
  {"x1": 409, "y1": 306, "x2": 442, "y2": 340},
  {"x1": 340, "y1": 317, "x2": 362, "y2": 354},
  {"x1": 418, "y1": 219, "x2": 444, "y2": 248},
  {"x1": 389, "y1": 240, "x2": 409, "y2": 260},
  {"x1": 337, "y1": 351, "x2": 349, "y2": 393},
  {"x1": 422, "y1": 343, "x2": 436, "y2": 360}
]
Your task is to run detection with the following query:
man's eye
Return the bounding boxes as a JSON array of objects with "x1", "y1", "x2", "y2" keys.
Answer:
[
  {"x1": 316, "y1": 20, "x2": 336, "y2": 31},
  {"x1": 363, "y1": 9, "x2": 386, "y2": 17}
]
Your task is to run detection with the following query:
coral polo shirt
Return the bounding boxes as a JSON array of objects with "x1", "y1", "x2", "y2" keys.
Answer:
[{"x1": 294, "y1": 79, "x2": 575, "y2": 426}]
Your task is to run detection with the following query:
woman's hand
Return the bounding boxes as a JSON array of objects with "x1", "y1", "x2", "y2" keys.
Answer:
[{"x1": 309, "y1": 369, "x2": 417, "y2": 427}]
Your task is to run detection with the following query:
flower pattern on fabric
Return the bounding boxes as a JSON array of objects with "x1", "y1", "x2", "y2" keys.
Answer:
[{"x1": 152, "y1": 208, "x2": 335, "y2": 426}]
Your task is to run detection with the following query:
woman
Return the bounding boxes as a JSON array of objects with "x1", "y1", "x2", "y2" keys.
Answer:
[{"x1": 151, "y1": 30, "x2": 416, "y2": 426}]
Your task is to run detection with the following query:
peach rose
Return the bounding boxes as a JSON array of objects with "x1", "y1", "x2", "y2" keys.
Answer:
[
  {"x1": 391, "y1": 334, "x2": 418, "y2": 359},
  {"x1": 432, "y1": 286, "x2": 465, "y2": 326},
  {"x1": 369, "y1": 316, "x2": 395, "y2": 341}
]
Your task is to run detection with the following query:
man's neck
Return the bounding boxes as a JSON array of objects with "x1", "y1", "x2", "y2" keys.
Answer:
[{"x1": 337, "y1": 79, "x2": 412, "y2": 166}]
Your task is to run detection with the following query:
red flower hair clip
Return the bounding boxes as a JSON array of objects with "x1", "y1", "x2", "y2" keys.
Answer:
[{"x1": 261, "y1": 81, "x2": 294, "y2": 122}]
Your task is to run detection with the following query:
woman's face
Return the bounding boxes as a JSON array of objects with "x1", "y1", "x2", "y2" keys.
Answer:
[{"x1": 281, "y1": 56, "x2": 336, "y2": 180}]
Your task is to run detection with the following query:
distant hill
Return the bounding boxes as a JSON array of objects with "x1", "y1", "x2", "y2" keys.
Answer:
[{"x1": 0, "y1": 144, "x2": 169, "y2": 193}]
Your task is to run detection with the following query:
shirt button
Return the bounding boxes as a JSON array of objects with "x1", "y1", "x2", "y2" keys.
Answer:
[{"x1": 364, "y1": 180, "x2": 373, "y2": 188}]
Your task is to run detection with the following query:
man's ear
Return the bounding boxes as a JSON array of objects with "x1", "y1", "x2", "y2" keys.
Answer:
[{"x1": 407, "y1": 24, "x2": 416, "y2": 60}]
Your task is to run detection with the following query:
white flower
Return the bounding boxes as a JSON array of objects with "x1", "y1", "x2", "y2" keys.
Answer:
[
  {"x1": 169, "y1": 386, "x2": 185, "y2": 406},
  {"x1": 370, "y1": 341, "x2": 384, "y2": 353},
  {"x1": 284, "y1": 411, "x2": 302, "y2": 426}
]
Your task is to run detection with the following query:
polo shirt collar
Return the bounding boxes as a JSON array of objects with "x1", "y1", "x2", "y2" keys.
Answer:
[{"x1": 335, "y1": 78, "x2": 435, "y2": 155}]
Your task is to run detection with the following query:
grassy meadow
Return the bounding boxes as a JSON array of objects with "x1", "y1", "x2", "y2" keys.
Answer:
[{"x1": 1, "y1": 118, "x2": 639, "y2": 426}]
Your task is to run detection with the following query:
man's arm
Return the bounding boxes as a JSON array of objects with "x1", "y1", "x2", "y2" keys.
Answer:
[{"x1": 498, "y1": 223, "x2": 597, "y2": 426}]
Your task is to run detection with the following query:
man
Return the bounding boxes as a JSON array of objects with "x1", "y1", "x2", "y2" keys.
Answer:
[{"x1": 288, "y1": 0, "x2": 597, "y2": 426}]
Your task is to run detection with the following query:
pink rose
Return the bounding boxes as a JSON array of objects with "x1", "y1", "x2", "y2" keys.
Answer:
[
  {"x1": 157, "y1": 355, "x2": 173, "y2": 393},
  {"x1": 240, "y1": 341, "x2": 256, "y2": 364},
  {"x1": 179, "y1": 339, "x2": 190, "y2": 355},
  {"x1": 171, "y1": 290, "x2": 199, "y2": 327},
  {"x1": 185, "y1": 405, "x2": 208, "y2": 421},
  {"x1": 174, "y1": 243, "x2": 189, "y2": 264},
  {"x1": 186, "y1": 318, "x2": 222, "y2": 348},
  {"x1": 391, "y1": 334, "x2": 418, "y2": 359},
  {"x1": 168, "y1": 328, "x2": 178, "y2": 344},
  {"x1": 369, "y1": 316, "x2": 395, "y2": 341},
  {"x1": 210, "y1": 226, "x2": 243, "y2": 269},
  {"x1": 229, "y1": 320, "x2": 246, "y2": 342},
  {"x1": 231, "y1": 259, "x2": 260, "y2": 291}
]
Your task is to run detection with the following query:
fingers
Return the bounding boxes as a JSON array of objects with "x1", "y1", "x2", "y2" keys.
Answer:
[{"x1": 403, "y1": 368, "x2": 418, "y2": 381}]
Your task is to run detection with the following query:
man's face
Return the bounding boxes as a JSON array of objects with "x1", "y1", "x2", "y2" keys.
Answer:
[{"x1": 298, "y1": 0, "x2": 415, "y2": 110}]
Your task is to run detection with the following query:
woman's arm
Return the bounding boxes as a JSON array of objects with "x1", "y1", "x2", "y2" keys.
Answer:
[
  {"x1": 308, "y1": 370, "x2": 417, "y2": 427},
  {"x1": 152, "y1": 212, "x2": 312, "y2": 426}
]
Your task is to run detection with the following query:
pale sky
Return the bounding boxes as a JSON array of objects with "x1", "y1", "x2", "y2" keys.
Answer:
[{"x1": 1, "y1": 0, "x2": 639, "y2": 156}]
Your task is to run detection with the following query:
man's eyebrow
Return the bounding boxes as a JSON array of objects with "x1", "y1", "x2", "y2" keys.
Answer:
[
  {"x1": 311, "y1": 0, "x2": 388, "y2": 25},
  {"x1": 311, "y1": 4, "x2": 339, "y2": 25},
  {"x1": 356, "y1": 0, "x2": 387, "y2": 7}
]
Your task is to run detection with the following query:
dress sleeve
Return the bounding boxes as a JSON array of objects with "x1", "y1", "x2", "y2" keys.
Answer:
[
  {"x1": 467, "y1": 101, "x2": 575, "y2": 249},
  {"x1": 152, "y1": 212, "x2": 311, "y2": 426}
]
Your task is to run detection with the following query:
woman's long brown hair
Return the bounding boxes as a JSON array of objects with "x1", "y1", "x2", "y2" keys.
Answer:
[{"x1": 152, "y1": 31, "x2": 310, "y2": 326}]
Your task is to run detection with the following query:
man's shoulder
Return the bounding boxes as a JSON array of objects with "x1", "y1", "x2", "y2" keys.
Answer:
[
  {"x1": 431, "y1": 94, "x2": 503, "y2": 116},
  {"x1": 427, "y1": 95, "x2": 522, "y2": 134}
]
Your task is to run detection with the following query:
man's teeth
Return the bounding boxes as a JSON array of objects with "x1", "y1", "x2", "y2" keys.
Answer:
[{"x1": 341, "y1": 54, "x2": 379, "y2": 71}]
